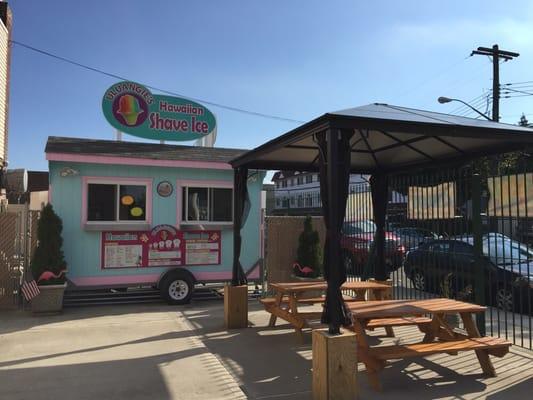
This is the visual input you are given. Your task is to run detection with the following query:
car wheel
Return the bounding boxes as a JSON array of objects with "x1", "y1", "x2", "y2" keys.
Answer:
[
  {"x1": 412, "y1": 271, "x2": 426, "y2": 291},
  {"x1": 160, "y1": 271, "x2": 194, "y2": 305},
  {"x1": 495, "y1": 286, "x2": 514, "y2": 312}
]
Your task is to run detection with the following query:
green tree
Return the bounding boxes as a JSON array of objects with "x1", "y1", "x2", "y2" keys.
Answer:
[
  {"x1": 294, "y1": 216, "x2": 322, "y2": 277},
  {"x1": 31, "y1": 204, "x2": 67, "y2": 285}
]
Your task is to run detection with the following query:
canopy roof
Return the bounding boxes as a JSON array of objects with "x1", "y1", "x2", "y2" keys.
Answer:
[{"x1": 231, "y1": 103, "x2": 533, "y2": 173}]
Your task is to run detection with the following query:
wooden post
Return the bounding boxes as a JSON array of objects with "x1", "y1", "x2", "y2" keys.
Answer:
[
  {"x1": 312, "y1": 328, "x2": 358, "y2": 400},
  {"x1": 224, "y1": 284, "x2": 248, "y2": 329}
]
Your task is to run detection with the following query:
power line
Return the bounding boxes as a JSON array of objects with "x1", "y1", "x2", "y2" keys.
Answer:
[
  {"x1": 10, "y1": 40, "x2": 306, "y2": 124},
  {"x1": 501, "y1": 87, "x2": 533, "y2": 96},
  {"x1": 450, "y1": 93, "x2": 491, "y2": 115},
  {"x1": 503, "y1": 80, "x2": 533, "y2": 86},
  {"x1": 449, "y1": 93, "x2": 486, "y2": 114}
]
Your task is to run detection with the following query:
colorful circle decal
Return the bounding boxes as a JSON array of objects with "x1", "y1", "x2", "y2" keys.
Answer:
[
  {"x1": 112, "y1": 92, "x2": 149, "y2": 127},
  {"x1": 130, "y1": 207, "x2": 144, "y2": 217},
  {"x1": 121, "y1": 195, "x2": 134, "y2": 206},
  {"x1": 157, "y1": 181, "x2": 173, "y2": 197}
]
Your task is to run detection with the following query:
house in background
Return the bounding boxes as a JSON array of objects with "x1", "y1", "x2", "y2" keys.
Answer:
[
  {"x1": 271, "y1": 171, "x2": 368, "y2": 216},
  {"x1": 0, "y1": 2, "x2": 12, "y2": 210}
]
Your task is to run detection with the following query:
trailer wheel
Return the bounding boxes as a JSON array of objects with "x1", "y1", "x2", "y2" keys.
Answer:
[{"x1": 160, "y1": 270, "x2": 194, "y2": 305}]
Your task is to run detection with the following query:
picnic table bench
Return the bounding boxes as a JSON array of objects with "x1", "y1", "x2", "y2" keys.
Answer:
[
  {"x1": 346, "y1": 298, "x2": 512, "y2": 391},
  {"x1": 260, "y1": 281, "x2": 392, "y2": 338}
]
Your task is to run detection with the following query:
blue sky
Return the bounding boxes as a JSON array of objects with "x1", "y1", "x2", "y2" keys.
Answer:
[{"x1": 7, "y1": 0, "x2": 533, "y2": 171}]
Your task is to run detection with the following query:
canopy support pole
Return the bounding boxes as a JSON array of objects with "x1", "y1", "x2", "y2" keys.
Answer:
[
  {"x1": 317, "y1": 128, "x2": 353, "y2": 334},
  {"x1": 232, "y1": 166, "x2": 249, "y2": 286},
  {"x1": 370, "y1": 173, "x2": 389, "y2": 281}
]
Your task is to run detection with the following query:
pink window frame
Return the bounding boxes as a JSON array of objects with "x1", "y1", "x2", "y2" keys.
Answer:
[
  {"x1": 176, "y1": 179, "x2": 233, "y2": 228},
  {"x1": 81, "y1": 176, "x2": 153, "y2": 227}
]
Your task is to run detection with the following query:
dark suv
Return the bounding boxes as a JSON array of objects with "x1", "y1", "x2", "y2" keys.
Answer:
[{"x1": 404, "y1": 239, "x2": 533, "y2": 312}]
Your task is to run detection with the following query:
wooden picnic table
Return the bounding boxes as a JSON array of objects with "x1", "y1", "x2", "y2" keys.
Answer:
[
  {"x1": 346, "y1": 298, "x2": 512, "y2": 391},
  {"x1": 261, "y1": 281, "x2": 391, "y2": 338}
]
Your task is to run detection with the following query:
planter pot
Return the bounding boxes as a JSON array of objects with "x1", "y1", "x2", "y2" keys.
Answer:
[{"x1": 31, "y1": 283, "x2": 67, "y2": 314}]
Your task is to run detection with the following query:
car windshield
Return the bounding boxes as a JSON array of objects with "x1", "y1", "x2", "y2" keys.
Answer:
[
  {"x1": 456, "y1": 233, "x2": 533, "y2": 264},
  {"x1": 483, "y1": 237, "x2": 533, "y2": 265},
  {"x1": 343, "y1": 220, "x2": 376, "y2": 235}
]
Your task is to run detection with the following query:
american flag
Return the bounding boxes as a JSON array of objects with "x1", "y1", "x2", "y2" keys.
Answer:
[{"x1": 21, "y1": 268, "x2": 40, "y2": 301}]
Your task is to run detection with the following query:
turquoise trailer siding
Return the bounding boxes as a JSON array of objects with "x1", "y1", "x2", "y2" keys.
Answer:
[{"x1": 49, "y1": 160, "x2": 264, "y2": 287}]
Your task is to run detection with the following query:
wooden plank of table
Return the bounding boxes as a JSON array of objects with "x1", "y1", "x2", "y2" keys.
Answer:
[
  {"x1": 341, "y1": 281, "x2": 391, "y2": 291},
  {"x1": 269, "y1": 281, "x2": 327, "y2": 293},
  {"x1": 347, "y1": 298, "x2": 486, "y2": 319},
  {"x1": 269, "y1": 280, "x2": 391, "y2": 294}
]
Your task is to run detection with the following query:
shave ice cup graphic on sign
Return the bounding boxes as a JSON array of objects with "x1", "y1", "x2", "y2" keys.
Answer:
[{"x1": 102, "y1": 81, "x2": 217, "y2": 141}]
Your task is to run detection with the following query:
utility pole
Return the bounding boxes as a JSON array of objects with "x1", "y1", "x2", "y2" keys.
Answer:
[{"x1": 471, "y1": 44, "x2": 519, "y2": 122}]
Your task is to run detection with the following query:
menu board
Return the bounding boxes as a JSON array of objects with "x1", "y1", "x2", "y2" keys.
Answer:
[{"x1": 101, "y1": 225, "x2": 221, "y2": 269}]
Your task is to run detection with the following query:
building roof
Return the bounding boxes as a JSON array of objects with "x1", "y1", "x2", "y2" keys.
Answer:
[
  {"x1": 231, "y1": 103, "x2": 533, "y2": 173},
  {"x1": 45, "y1": 136, "x2": 247, "y2": 163},
  {"x1": 271, "y1": 170, "x2": 310, "y2": 181}
]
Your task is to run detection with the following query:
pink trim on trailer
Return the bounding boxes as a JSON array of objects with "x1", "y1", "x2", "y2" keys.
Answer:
[
  {"x1": 46, "y1": 152, "x2": 233, "y2": 170},
  {"x1": 81, "y1": 176, "x2": 153, "y2": 227},
  {"x1": 246, "y1": 263, "x2": 261, "y2": 280},
  {"x1": 70, "y1": 274, "x2": 161, "y2": 286},
  {"x1": 70, "y1": 271, "x2": 233, "y2": 286},
  {"x1": 192, "y1": 271, "x2": 232, "y2": 280}
]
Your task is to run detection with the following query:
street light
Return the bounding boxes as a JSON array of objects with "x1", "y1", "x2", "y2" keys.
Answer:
[{"x1": 437, "y1": 96, "x2": 493, "y2": 121}]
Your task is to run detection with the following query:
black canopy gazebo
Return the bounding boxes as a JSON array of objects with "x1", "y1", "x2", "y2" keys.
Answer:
[{"x1": 229, "y1": 103, "x2": 533, "y2": 334}]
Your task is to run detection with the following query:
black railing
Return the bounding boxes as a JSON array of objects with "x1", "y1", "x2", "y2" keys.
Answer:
[{"x1": 339, "y1": 158, "x2": 532, "y2": 349}]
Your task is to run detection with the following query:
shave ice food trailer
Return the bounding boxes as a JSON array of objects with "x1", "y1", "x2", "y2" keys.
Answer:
[{"x1": 45, "y1": 81, "x2": 264, "y2": 304}]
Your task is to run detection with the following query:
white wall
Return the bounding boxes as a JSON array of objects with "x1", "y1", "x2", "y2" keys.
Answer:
[{"x1": 0, "y1": 20, "x2": 8, "y2": 162}]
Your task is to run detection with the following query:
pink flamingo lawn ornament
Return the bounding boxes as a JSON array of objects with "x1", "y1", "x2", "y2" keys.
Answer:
[
  {"x1": 293, "y1": 262, "x2": 314, "y2": 276},
  {"x1": 37, "y1": 269, "x2": 67, "y2": 283}
]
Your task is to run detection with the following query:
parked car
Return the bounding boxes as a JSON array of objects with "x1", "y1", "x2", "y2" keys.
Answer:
[
  {"x1": 341, "y1": 220, "x2": 406, "y2": 276},
  {"x1": 392, "y1": 227, "x2": 439, "y2": 251},
  {"x1": 404, "y1": 239, "x2": 533, "y2": 312},
  {"x1": 457, "y1": 232, "x2": 533, "y2": 267}
]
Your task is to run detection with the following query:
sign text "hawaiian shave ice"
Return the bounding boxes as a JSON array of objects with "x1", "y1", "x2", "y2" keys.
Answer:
[{"x1": 102, "y1": 81, "x2": 217, "y2": 142}]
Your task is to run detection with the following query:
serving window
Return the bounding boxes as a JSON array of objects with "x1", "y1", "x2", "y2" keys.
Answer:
[
  {"x1": 84, "y1": 178, "x2": 152, "y2": 228},
  {"x1": 181, "y1": 186, "x2": 233, "y2": 223}
]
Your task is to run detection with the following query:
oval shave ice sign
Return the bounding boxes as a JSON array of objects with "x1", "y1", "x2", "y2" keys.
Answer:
[{"x1": 102, "y1": 81, "x2": 216, "y2": 141}]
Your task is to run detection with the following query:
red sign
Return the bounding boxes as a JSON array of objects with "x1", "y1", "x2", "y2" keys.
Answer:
[{"x1": 101, "y1": 225, "x2": 221, "y2": 269}]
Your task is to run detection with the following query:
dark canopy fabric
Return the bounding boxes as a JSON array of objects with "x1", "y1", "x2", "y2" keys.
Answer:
[
  {"x1": 229, "y1": 103, "x2": 533, "y2": 334},
  {"x1": 316, "y1": 129, "x2": 354, "y2": 333},
  {"x1": 230, "y1": 103, "x2": 533, "y2": 173},
  {"x1": 370, "y1": 173, "x2": 389, "y2": 281},
  {"x1": 232, "y1": 167, "x2": 250, "y2": 286}
]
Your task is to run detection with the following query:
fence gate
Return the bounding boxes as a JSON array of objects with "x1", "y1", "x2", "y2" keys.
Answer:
[{"x1": 0, "y1": 207, "x2": 39, "y2": 309}]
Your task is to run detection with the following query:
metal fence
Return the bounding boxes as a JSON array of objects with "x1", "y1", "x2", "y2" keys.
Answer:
[
  {"x1": 0, "y1": 206, "x2": 39, "y2": 309},
  {"x1": 338, "y1": 156, "x2": 533, "y2": 349}
]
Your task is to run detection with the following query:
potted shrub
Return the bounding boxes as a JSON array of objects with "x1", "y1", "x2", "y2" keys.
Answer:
[
  {"x1": 30, "y1": 204, "x2": 67, "y2": 314},
  {"x1": 292, "y1": 216, "x2": 322, "y2": 280}
]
